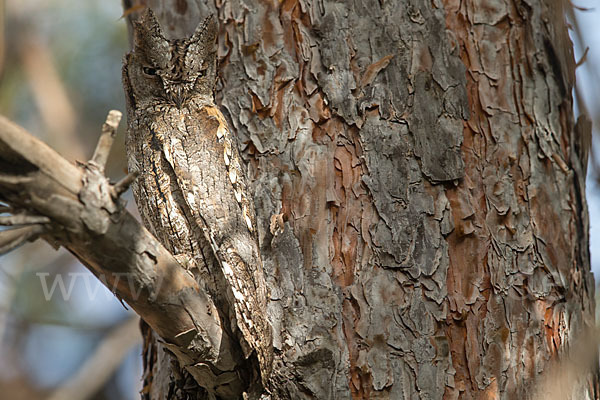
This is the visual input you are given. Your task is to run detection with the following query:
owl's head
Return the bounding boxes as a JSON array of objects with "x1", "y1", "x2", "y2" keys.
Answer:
[{"x1": 124, "y1": 8, "x2": 217, "y2": 109}]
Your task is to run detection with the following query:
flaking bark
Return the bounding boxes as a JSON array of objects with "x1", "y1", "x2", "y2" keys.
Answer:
[
  {"x1": 0, "y1": 0, "x2": 596, "y2": 398},
  {"x1": 124, "y1": 0, "x2": 598, "y2": 398}
]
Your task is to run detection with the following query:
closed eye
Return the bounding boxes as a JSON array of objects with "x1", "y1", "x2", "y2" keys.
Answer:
[{"x1": 143, "y1": 66, "x2": 158, "y2": 76}]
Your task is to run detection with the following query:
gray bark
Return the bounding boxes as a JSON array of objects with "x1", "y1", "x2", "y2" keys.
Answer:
[
  {"x1": 137, "y1": 0, "x2": 599, "y2": 398},
  {"x1": 122, "y1": 0, "x2": 598, "y2": 398}
]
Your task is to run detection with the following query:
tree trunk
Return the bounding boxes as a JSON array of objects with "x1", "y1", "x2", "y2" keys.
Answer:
[{"x1": 124, "y1": 0, "x2": 598, "y2": 398}]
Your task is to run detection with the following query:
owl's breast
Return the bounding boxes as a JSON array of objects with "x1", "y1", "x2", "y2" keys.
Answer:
[{"x1": 125, "y1": 106, "x2": 208, "y2": 258}]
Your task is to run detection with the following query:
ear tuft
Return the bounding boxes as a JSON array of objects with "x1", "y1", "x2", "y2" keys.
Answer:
[
  {"x1": 133, "y1": 8, "x2": 167, "y2": 50},
  {"x1": 132, "y1": 8, "x2": 170, "y2": 65},
  {"x1": 190, "y1": 15, "x2": 218, "y2": 46}
]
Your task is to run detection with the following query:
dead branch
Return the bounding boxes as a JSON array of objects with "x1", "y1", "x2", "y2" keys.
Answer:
[{"x1": 0, "y1": 112, "x2": 249, "y2": 397}]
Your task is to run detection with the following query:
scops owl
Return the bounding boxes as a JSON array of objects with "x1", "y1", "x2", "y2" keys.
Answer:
[{"x1": 122, "y1": 9, "x2": 272, "y2": 386}]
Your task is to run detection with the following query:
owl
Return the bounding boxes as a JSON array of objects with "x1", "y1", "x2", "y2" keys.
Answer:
[{"x1": 122, "y1": 8, "x2": 272, "y2": 389}]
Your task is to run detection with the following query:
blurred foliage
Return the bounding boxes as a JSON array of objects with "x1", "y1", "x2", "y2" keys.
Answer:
[
  {"x1": 1, "y1": 0, "x2": 129, "y2": 177},
  {"x1": 0, "y1": 1, "x2": 139, "y2": 400}
]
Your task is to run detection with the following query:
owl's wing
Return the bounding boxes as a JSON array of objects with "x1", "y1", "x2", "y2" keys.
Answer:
[{"x1": 159, "y1": 105, "x2": 272, "y2": 382}]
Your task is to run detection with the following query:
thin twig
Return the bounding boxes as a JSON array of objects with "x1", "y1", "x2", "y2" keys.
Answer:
[
  {"x1": 0, "y1": 214, "x2": 50, "y2": 226},
  {"x1": 91, "y1": 110, "x2": 122, "y2": 170},
  {"x1": 112, "y1": 171, "x2": 138, "y2": 198},
  {"x1": 575, "y1": 46, "x2": 589, "y2": 68},
  {"x1": 0, "y1": 173, "x2": 34, "y2": 185},
  {"x1": 0, "y1": 224, "x2": 46, "y2": 254},
  {"x1": 19, "y1": 32, "x2": 84, "y2": 161}
]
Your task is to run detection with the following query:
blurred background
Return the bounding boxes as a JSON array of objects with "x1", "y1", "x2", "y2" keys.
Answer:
[
  {"x1": 0, "y1": 1, "x2": 140, "y2": 400},
  {"x1": 0, "y1": 1, "x2": 599, "y2": 400},
  {"x1": 574, "y1": 1, "x2": 600, "y2": 304}
]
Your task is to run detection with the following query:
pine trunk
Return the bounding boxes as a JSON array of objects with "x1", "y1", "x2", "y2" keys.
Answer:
[{"x1": 123, "y1": 0, "x2": 599, "y2": 398}]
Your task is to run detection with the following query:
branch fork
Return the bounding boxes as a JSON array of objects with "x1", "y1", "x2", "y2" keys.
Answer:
[{"x1": 0, "y1": 111, "x2": 255, "y2": 398}]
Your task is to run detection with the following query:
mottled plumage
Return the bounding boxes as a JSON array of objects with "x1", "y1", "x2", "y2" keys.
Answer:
[{"x1": 122, "y1": 9, "x2": 272, "y2": 386}]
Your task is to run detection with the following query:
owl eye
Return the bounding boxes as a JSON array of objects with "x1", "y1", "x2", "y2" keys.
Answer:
[{"x1": 143, "y1": 66, "x2": 158, "y2": 76}]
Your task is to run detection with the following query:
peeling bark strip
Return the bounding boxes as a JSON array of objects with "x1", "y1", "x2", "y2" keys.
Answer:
[
  {"x1": 200, "y1": 1, "x2": 467, "y2": 397},
  {"x1": 443, "y1": 0, "x2": 598, "y2": 398},
  {"x1": 119, "y1": 0, "x2": 600, "y2": 398}
]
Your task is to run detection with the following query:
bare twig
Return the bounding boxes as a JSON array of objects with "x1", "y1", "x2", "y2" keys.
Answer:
[
  {"x1": 575, "y1": 46, "x2": 589, "y2": 68},
  {"x1": 0, "y1": 214, "x2": 50, "y2": 226},
  {"x1": 0, "y1": 224, "x2": 46, "y2": 254},
  {"x1": 91, "y1": 110, "x2": 122, "y2": 170},
  {"x1": 112, "y1": 171, "x2": 138, "y2": 198}
]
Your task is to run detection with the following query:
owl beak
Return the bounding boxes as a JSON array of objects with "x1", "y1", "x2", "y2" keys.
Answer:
[{"x1": 170, "y1": 87, "x2": 186, "y2": 108}]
